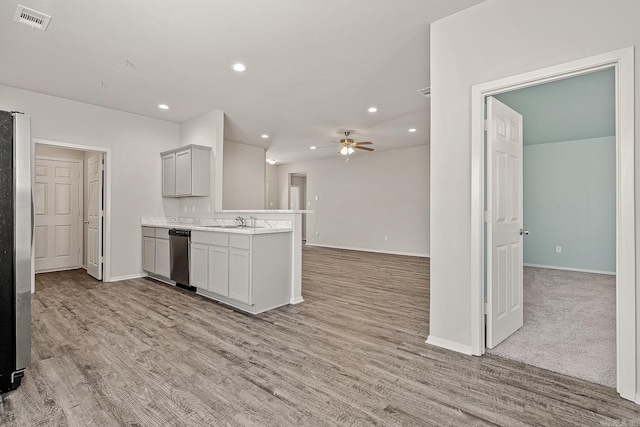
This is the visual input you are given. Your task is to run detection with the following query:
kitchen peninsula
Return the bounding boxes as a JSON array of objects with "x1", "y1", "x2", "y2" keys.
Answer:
[{"x1": 141, "y1": 210, "x2": 310, "y2": 314}]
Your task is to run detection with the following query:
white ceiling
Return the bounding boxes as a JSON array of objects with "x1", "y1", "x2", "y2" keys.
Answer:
[{"x1": 0, "y1": 0, "x2": 484, "y2": 164}]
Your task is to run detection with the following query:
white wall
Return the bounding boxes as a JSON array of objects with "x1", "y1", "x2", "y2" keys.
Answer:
[
  {"x1": 278, "y1": 145, "x2": 429, "y2": 256},
  {"x1": 265, "y1": 164, "x2": 279, "y2": 209},
  {"x1": 179, "y1": 110, "x2": 224, "y2": 214},
  {"x1": 0, "y1": 84, "x2": 181, "y2": 280},
  {"x1": 222, "y1": 140, "x2": 265, "y2": 210},
  {"x1": 428, "y1": 0, "x2": 640, "y2": 393}
]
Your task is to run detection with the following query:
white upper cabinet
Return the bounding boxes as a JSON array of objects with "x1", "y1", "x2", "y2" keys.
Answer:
[
  {"x1": 161, "y1": 152, "x2": 176, "y2": 197},
  {"x1": 160, "y1": 144, "x2": 211, "y2": 197}
]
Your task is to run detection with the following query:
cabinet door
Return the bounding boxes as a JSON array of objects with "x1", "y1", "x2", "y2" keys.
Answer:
[
  {"x1": 155, "y1": 238, "x2": 171, "y2": 278},
  {"x1": 208, "y1": 245, "x2": 229, "y2": 296},
  {"x1": 162, "y1": 153, "x2": 176, "y2": 197},
  {"x1": 175, "y1": 148, "x2": 192, "y2": 196},
  {"x1": 190, "y1": 243, "x2": 208, "y2": 289},
  {"x1": 229, "y1": 248, "x2": 251, "y2": 304},
  {"x1": 142, "y1": 237, "x2": 155, "y2": 273}
]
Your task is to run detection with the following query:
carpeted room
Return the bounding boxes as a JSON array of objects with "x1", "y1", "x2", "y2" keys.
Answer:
[{"x1": 485, "y1": 68, "x2": 617, "y2": 388}]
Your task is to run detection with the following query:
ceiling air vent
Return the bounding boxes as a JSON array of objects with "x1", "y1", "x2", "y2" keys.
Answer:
[
  {"x1": 418, "y1": 87, "x2": 431, "y2": 98},
  {"x1": 13, "y1": 4, "x2": 52, "y2": 31}
]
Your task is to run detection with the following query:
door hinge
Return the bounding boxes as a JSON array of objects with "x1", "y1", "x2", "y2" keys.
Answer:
[
  {"x1": 484, "y1": 119, "x2": 488, "y2": 131},
  {"x1": 484, "y1": 302, "x2": 488, "y2": 313},
  {"x1": 484, "y1": 210, "x2": 491, "y2": 222}
]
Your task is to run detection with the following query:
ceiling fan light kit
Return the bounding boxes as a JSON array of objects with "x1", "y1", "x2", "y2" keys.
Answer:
[{"x1": 335, "y1": 131, "x2": 375, "y2": 156}]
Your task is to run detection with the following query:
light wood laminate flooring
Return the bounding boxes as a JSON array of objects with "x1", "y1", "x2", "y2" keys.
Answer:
[{"x1": 1, "y1": 246, "x2": 640, "y2": 426}]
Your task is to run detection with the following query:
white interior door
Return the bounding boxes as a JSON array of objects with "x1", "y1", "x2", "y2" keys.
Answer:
[
  {"x1": 34, "y1": 158, "x2": 80, "y2": 272},
  {"x1": 486, "y1": 96, "x2": 525, "y2": 348},
  {"x1": 87, "y1": 153, "x2": 104, "y2": 280}
]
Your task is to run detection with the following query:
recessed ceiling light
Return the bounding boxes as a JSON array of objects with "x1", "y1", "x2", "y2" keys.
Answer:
[
  {"x1": 232, "y1": 63, "x2": 247, "y2": 72},
  {"x1": 261, "y1": 134, "x2": 269, "y2": 139},
  {"x1": 408, "y1": 128, "x2": 417, "y2": 132},
  {"x1": 158, "y1": 104, "x2": 169, "y2": 110},
  {"x1": 266, "y1": 159, "x2": 277, "y2": 165},
  {"x1": 368, "y1": 107, "x2": 378, "y2": 113},
  {"x1": 310, "y1": 146, "x2": 317, "y2": 150}
]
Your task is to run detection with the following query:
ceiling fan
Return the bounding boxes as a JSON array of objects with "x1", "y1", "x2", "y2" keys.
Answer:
[{"x1": 334, "y1": 131, "x2": 375, "y2": 155}]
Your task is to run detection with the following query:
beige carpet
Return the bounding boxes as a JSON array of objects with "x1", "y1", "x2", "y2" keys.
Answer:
[{"x1": 487, "y1": 267, "x2": 616, "y2": 388}]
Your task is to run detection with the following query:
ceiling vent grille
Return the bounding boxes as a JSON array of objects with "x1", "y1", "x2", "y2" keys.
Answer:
[
  {"x1": 418, "y1": 87, "x2": 431, "y2": 98},
  {"x1": 13, "y1": 4, "x2": 52, "y2": 31}
]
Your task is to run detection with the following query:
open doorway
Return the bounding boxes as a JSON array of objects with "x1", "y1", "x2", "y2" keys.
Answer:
[
  {"x1": 470, "y1": 48, "x2": 636, "y2": 401},
  {"x1": 483, "y1": 69, "x2": 616, "y2": 387},
  {"x1": 289, "y1": 172, "x2": 307, "y2": 242},
  {"x1": 34, "y1": 141, "x2": 109, "y2": 283}
]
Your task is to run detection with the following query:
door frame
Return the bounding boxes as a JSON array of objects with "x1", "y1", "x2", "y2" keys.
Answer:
[
  {"x1": 34, "y1": 155, "x2": 84, "y2": 272},
  {"x1": 470, "y1": 47, "x2": 636, "y2": 401},
  {"x1": 34, "y1": 139, "x2": 112, "y2": 283}
]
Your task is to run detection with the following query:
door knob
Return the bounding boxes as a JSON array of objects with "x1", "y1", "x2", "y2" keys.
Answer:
[{"x1": 520, "y1": 228, "x2": 529, "y2": 236}]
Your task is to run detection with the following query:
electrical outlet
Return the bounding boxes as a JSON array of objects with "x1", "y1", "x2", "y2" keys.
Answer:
[
  {"x1": 192, "y1": 205, "x2": 196, "y2": 213},
  {"x1": 183, "y1": 206, "x2": 187, "y2": 213},
  {"x1": 556, "y1": 246, "x2": 562, "y2": 253},
  {"x1": 384, "y1": 235, "x2": 389, "y2": 241},
  {"x1": 207, "y1": 205, "x2": 211, "y2": 212},
  {"x1": 315, "y1": 231, "x2": 320, "y2": 236}
]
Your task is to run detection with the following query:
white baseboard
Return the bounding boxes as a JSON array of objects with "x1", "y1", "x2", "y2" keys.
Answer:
[
  {"x1": 523, "y1": 263, "x2": 615, "y2": 276},
  {"x1": 426, "y1": 335, "x2": 473, "y2": 355},
  {"x1": 35, "y1": 266, "x2": 81, "y2": 274},
  {"x1": 108, "y1": 273, "x2": 148, "y2": 282},
  {"x1": 290, "y1": 296, "x2": 304, "y2": 305},
  {"x1": 305, "y1": 243, "x2": 429, "y2": 258}
]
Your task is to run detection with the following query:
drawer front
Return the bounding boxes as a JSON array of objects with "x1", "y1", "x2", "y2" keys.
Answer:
[
  {"x1": 192, "y1": 230, "x2": 229, "y2": 246},
  {"x1": 142, "y1": 227, "x2": 155, "y2": 238},
  {"x1": 229, "y1": 234, "x2": 251, "y2": 250},
  {"x1": 155, "y1": 228, "x2": 170, "y2": 239}
]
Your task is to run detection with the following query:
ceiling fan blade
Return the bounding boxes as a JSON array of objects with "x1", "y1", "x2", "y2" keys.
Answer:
[
  {"x1": 355, "y1": 146, "x2": 374, "y2": 151},
  {"x1": 355, "y1": 141, "x2": 373, "y2": 145}
]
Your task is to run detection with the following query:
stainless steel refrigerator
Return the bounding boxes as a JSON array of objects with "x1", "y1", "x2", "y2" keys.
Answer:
[{"x1": 0, "y1": 110, "x2": 32, "y2": 394}]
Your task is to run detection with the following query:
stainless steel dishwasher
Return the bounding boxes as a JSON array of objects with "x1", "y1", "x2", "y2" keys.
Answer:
[{"x1": 168, "y1": 229, "x2": 191, "y2": 288}]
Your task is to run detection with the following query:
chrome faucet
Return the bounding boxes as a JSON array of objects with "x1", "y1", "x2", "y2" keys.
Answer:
[
  {"x1": 235, "y1": 216, "x2": 245, "y2": 226},
  {"x1": 249, "y1": 216, "x2": 257, "y2": 228}
]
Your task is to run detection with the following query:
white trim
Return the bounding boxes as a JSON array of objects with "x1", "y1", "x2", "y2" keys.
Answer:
[
  {"x1": 636, "y1": 393, "x2": 640, "y2": 405},
  {"x1": 34, "y1": 139, "x2": 112, "y2": 283},
  {"x1": 523, "y1": 263, "x2": 615, "y2": 276},
  {"x1": 426, "y1": 336, "x2": 472, "y2": 355},
  {"x1": 109, "y1": 273, "x2": 148, "y2": 282},
  {"x1": 470, "y1": 47, "x2": 636, "y2": 402},
  {"x1": 34, "y1": 266, "x2": 81, "y2": 274},
  {"x1": 305, "y1": 243, "x2": 429, "y2": 258},
  {"x1": 290, "y1": 296, "x2": 304, "y2": 305}
]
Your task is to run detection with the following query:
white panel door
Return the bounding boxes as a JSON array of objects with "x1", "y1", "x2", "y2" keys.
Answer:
[
  {"x1": 34, "y1": 158, "x2": 80, "y2": 272},
  {"x1": 155, "y1": 238, "x2": 171, "y2": 279},
  {"x1": 486, "y1": 97, "x2": 524, "y2": 348},
  {"x1": 87, "y1": 153, "x2": 104, "y2": 280},
  {"x1": 228, "y1": 248, "x2": 250, "y2": 304}
]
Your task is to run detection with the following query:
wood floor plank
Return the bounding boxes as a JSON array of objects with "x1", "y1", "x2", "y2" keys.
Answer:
[{"x1": 1, "y1": 246, "x2": 640, "y2": 426}]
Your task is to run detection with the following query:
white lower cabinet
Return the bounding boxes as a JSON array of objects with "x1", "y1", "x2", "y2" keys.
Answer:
[
  {"x1": 228, "y1": 248, "x2": 250, "y2": 304},
  {"x1": 142, "y1": 227, "x2": 171, "y2": 282},
  {"x1": 190, "y1": 243, "x2": 209, "y2": 289},
  {"x1": 208, "y1": 245, "x2": 229, "y2": 296},
  {"x1": 190, "y1": 230, "x2": 291, "y2": 314},
  {"x1": 155, "y1": 238, "x2": 170, "y2": 278},
  {"x1": 142, "y1": 236, "x2": 156, "y2": 273}
]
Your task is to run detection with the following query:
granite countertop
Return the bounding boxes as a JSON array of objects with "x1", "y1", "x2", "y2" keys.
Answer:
[
  {"x1": 142, "y1": 222, "x2": 292, "y2": 235},
  {"x1": 141, "y1": 217, "x2": 293, "y2": 235}
]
